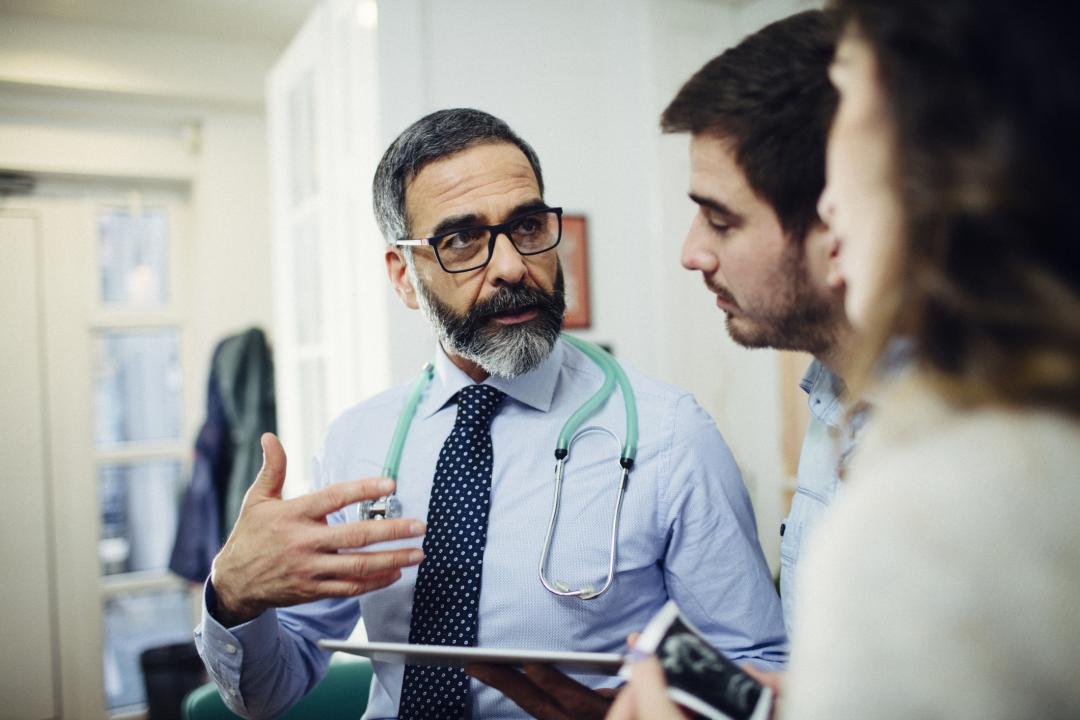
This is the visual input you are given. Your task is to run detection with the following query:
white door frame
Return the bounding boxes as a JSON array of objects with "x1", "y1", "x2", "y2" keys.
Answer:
[{"x1": 4, "y1": 187, "x2": 194, "y2": 718}]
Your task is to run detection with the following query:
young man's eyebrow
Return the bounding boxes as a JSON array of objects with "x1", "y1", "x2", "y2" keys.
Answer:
[{"x1": 689, "y1": 193, "x2": 743, "y2": 224}]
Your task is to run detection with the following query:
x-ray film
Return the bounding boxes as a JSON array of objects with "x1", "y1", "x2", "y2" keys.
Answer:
[{"x1": 620, "y1": 601, "x2": 773, "y2": 720}]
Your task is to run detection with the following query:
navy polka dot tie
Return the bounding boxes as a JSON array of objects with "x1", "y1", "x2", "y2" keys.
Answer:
[{"x1": 399, "y1": 384, "x2": 506, "y2": 720}]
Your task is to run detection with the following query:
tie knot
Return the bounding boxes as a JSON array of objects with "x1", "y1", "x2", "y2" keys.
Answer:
[{"x1": 454, "y1": 384, "x2": 506, "y2": 429}]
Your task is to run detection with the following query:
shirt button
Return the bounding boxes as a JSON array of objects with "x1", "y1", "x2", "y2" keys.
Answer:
[
  {"x1": 228, "y1": 686, "x2": 238, "y2": 696},
  {"x1": 224, "y1": 643, "x2": 237, "y2": 654}
]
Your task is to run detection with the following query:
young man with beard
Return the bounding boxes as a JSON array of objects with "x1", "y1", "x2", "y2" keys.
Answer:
[
  {"x1": 603, "y1": 12, "x2": 858, "y2": 720},
  {"x1": 196, "y1": 108, "x2": 786, "y2": 720},
  {"x1": 477, "y1": 13, "x2": 853, "y2": 720},
  {"x1": 663, "y1": 9, "x2": 856, "y2": 641}
]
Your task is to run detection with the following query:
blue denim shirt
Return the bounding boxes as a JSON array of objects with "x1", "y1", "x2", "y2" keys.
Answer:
[{"x1": 779, "y1": 360, "x2": 859, "y2": 636}]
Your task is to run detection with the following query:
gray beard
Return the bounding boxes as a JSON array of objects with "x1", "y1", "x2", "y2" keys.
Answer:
[{"x1": 406, "y1": 253, "x2": 566, "y2": 378}]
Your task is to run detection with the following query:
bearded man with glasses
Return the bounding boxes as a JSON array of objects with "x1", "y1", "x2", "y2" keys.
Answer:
[
  {"x1": 196, "y1": 108, "x2": 786, "y2": 720},
  {"x1": 392, "y1": 202, "x2": 567, "y2": 380}
]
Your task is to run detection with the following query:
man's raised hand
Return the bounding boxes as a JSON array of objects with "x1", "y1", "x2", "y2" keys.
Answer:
[{"x1": 209, "y1": 433, "x2": 426, "y2": 626}]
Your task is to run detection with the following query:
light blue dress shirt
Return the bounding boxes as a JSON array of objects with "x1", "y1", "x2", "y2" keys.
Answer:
[
  {"x1": 196, "y1": 339, "x2": 787, "y2": 719},
  {"x1": 779, "y1": 359, "x2": 860, "y2": 636}
]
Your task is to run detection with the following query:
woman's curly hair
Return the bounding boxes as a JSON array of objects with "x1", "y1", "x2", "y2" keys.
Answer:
[{"x1": 834, "y1": 0, "x2": 1080, "y2": 417}]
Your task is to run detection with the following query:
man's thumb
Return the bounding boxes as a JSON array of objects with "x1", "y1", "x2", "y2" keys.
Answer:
[{"x1": 251, "y1": 432, "x2": 287, "y2": 499}]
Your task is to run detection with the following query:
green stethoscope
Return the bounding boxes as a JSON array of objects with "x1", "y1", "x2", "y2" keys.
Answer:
[{"x1": 358, "y1": 334, "x2": 639, "y2": 601}]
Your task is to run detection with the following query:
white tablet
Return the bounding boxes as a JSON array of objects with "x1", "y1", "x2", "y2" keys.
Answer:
[{"x1": 319, "y1": 640, "x2": 624, "y2": 676}]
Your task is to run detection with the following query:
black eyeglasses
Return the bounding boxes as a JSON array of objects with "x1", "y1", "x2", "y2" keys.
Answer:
[{"x1": 394, "y1": 207, "x2": 563, "y2": 273}]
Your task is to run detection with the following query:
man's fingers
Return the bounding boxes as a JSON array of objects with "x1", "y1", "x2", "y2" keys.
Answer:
[
  {"x1": 300, "y1": 477, "x2": 398, "y2": 519},
  {"x1": 626, "y1": 633, "x2": 640, "y2": 650},
  {"x1": 313, "y1": 568, "x2": 403, "y2": 599},
  {"x1": 465, "y1": 665, "x2": 575, "y2": 720},
  {"x1": 464, "y1": 663, "x2": 523, "y2": 689},
  {"x1": 310, "y1": 547, "x2": 424, "y2": 578},
  {"x1": 523, "y1": 664, "x2": 614, "y2": 715},
  {"x1": 324, "y1": 517, "x2": 426, "y2": 550},
  {"x1": 248, "y1": 433, "x2": 288, "y2": 501}
]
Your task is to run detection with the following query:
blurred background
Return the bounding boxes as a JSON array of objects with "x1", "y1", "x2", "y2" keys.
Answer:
[{"x1": 0, "y1": 0, "x2": 818, "y2": 717}]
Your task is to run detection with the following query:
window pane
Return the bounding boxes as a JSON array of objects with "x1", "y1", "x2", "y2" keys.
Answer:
[
  {"x1": 94, "y1": 328, "x2": 183, "y2": 447},
  {"x1": 103, "y1": 588, "x2": 198, "y2": 712},
  {"x1": 98, "y1": 460, "x2": 183, "y2": 576},
  {"x1": 99, "y1": 207, "x2": 169, "y2": 306}
]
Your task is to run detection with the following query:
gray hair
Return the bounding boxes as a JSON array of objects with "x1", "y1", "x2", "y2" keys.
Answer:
[{"x1": 372, "y1": 108, "x2": 545, "y2": 243}]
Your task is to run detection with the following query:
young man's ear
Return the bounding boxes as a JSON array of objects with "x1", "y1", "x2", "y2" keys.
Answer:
[
  {"x1": 823, "y1": 230, "x2": 845, "y2": 292},
  {"x1": 803, "y1": 220, "x2": 845, "y2": 293},
  {"x1": 386, "y1": 247, "x2": 419, "y2": 310}
]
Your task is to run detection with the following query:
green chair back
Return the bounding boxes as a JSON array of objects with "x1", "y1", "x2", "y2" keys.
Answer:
[{"x1": 182, "y1": 657, "x2": 373, "y2": 720}]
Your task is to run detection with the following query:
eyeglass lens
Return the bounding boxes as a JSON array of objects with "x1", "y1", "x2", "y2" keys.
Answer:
[{"x1": 433, "y1": 209, "x2": 560, "y2": 271}]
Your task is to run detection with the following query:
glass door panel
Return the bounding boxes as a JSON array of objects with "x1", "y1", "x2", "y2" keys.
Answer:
[
  {"x1": 93, "y1": 328, "x2": 183, "y2": 447},
  {"x1": 98, "y1": 460, "x2": 184, "y2": 576},
  {"x1": 102, "y1": 588, "x2": 195, "y2": 712},
  {"x1": 91, "y1": 199, "x2": 193, "y2": 717},
  {"x1": 98, "y1": 207, "x2": 170, "y2": 307}
]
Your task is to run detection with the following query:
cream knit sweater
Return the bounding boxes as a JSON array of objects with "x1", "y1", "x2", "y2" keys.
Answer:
[{"x1": 784, "y1": 377, "x2": 1080, "y2": 719}]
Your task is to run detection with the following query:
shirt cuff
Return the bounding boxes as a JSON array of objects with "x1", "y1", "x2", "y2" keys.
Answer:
[{"x1": 196, "y1": 579, "x2": 281, "y2": 714}]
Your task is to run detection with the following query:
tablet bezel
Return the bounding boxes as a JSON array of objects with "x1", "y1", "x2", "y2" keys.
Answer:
[{"x1": 319, "y1": 640, "x2": 624, "y2": 676}]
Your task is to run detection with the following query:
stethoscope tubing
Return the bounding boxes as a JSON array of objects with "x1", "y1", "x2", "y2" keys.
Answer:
[
  {"x1": 558, "y1": 334, "x2": 638, "y2": 464},
  {"x1": 382, "y1": 362, "x2": 435, "y2": 479},
  {"x1": 538, "y1": 425, "x2": 630, "y2": 600}
]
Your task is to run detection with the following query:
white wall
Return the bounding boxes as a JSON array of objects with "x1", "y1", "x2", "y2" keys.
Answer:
[
  {"x1": 0, "y1": 13, "x2": 278, "y2": 107},
  {"x1": 188, "y1": 110, "x2": 275, "y2": 360},
  {"x1": 735, "y1": 0, "x2": 822, "y2": 38}
]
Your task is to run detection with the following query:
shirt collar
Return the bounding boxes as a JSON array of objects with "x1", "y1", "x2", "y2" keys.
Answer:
[
  {"x1": 796, "y1": 338, "x2": 912, "y2": 429},
  {"x1": 417, "y1": 338, "x2": 565, "y2": 419},
  {"x1": 800, "y1": 358, "x2": 848, "y2": 428}
]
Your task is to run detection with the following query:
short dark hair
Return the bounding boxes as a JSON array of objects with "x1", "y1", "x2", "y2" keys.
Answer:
[
  {"x1": 661, "y1": 10, "x2": 838, "y2": 243},
  {"x1": 833, "y1": 0, "x2": 1080, "y2": 417},
  {"x1": 372, "y1": 108, "x2": 544, "y2": 243}
]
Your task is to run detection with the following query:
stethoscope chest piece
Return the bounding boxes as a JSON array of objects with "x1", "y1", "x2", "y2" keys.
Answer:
[{"x1": 358, "y1": 495, "x2": 403, "y2": 520}]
